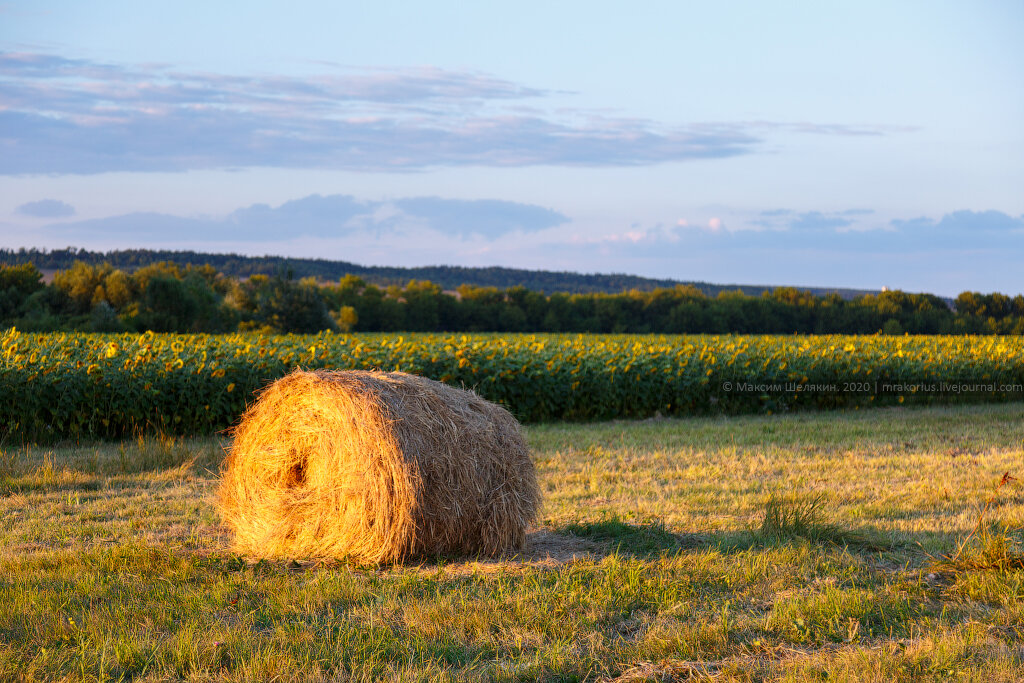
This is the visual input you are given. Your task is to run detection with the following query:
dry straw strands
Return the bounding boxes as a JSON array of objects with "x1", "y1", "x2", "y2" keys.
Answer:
[{"x1": 218, "y1": 369, "x2": 540, "y2": 564}]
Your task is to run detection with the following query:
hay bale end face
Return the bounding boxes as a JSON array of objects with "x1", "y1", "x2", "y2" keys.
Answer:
[{"x1": 218, "y1": 369, "x2": 540, "y2": 564}]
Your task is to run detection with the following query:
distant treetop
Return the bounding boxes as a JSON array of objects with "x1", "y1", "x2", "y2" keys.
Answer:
[{"x1": 0, "y1": 246, "x2": 885, "y2": 299}]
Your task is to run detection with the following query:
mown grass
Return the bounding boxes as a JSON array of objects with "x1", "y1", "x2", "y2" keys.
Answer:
[{"x1": 2, "y1": 403, "x2": 1024, "y2": 681}]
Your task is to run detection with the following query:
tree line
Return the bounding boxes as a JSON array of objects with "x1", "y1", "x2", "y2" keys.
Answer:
[
  {"x1": 2, "y1": 260, "x2": 1022, "y2": 335},
  {"x1": 0, "y1": 247, "x2": 878, "y2": 298}
]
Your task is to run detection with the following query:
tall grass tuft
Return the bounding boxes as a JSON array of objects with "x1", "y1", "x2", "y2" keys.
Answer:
[{"x1": 754, "y1": 493, "x2": 890, "y2": 551}]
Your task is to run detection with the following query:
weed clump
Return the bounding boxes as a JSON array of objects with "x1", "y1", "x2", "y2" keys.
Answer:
[
  {"x1": 754, "y1": 493, "x2": 890, "y2": 551},
  {"x1": 933, "y1": 472, "x2": 1024, "y2": 572}
]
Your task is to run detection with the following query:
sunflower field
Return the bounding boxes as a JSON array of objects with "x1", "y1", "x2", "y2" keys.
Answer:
[{"x1": 3, "y1": 328, "x2": 1023, "y2": 443}]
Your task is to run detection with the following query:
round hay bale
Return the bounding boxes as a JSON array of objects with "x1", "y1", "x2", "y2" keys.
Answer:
[{"x1": 218, "y1": 369, "x2": 540, "y2": 564}]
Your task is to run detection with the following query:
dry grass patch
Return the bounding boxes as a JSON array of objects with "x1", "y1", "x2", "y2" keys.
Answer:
[{"x1": 930, "y1": 472, "x2": 1024, "y2": 574}]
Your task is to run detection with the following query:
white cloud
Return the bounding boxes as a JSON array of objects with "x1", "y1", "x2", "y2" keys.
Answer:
[
  {"x1": 14, "y1": 198, "x2": 76, "y2": 218},
  {"x1": 32, "y1": 193, "x2": 570, "y2": 241},
  {"x1": 0, "y1": 51, "x2": 917, "y2": 176},
  {"x1": 9, "y1": 203, "x2": 1024, "y2": 296},
  {"x1": 0, "y1": 51, "x2": 760, "y2": 175}
]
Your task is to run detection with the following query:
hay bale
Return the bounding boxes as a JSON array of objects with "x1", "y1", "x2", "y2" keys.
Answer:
[{"x1": 218, "y1": 369, "x2": 540, "y2": 564}]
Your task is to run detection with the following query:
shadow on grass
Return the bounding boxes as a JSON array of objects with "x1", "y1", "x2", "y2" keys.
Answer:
[
  {"x1": 746, "y1": 493, "x2": 895, "y2": 552},
  {"x1": 557, "y1": 515, "x2": 704, "y2": 557},
  {"x1": 555, "y1": 500, "x2": 899, "y2": 560}
]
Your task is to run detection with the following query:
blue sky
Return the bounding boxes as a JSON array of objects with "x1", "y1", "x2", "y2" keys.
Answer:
[{"x1": 1, "y1": 1, "x2": 1022, "y2": 295}]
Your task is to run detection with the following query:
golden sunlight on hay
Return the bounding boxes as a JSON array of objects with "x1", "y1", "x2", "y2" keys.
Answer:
[{"x1": 218, "y1": 369, "x2": 540, "y2": 564}]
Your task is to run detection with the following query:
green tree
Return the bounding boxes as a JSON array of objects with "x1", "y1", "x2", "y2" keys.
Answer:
[
  {"x1": 402, "y1": 280, "x2": 443, "y2": 331},
  {"x1": 255, "y1": 275, "x2": 336, "y2": 333},
  {"x1": 134, "y1": 275, "x2": 197, "y2": 332},
  {"x1": 0, "y1": 262, "x2": 44, "y2": 322}
]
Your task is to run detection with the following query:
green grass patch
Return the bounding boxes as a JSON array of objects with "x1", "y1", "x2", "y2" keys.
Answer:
[{"x1": 559, "y1": 515, "x2": 685, "y2": 556}]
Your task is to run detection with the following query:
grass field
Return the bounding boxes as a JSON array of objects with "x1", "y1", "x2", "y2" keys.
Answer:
[{"x1": 2, "y1": 403, "x2": 1024, "y2": 681}]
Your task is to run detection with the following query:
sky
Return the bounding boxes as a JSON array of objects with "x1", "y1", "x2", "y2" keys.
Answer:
[{"x1": 1, "y1": 1, "x2": 1022, "y2": 296}]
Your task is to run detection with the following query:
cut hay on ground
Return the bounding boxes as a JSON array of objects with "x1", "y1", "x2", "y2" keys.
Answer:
[{"x1": 218, "y1": 369, "x2": 540, "y2": 564}]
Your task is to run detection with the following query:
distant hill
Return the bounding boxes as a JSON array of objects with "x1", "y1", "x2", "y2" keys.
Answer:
[{"x1": 1, "y1": 247, "x2": 881, "y2": 299}]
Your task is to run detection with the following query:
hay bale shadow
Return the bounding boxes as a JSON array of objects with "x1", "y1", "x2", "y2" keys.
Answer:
[
  {"x1": 556, "y1": 516, "x2": 701, "y2": 558},
  {"x1": 209, "y1": 528, "x2": 625, "y2": 575}
]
